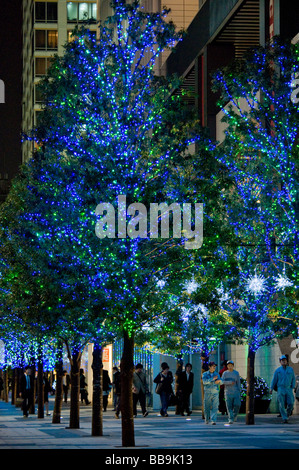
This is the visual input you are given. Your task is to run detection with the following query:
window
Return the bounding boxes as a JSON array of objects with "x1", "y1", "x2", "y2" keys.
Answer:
[
  {"x1": 35, "y1": 30, "x2": 46, "y2": 49},
  {"x1": 35, "y1": 2, "x2": 46, "y2": 21},
  {"x1": 35, "y1": 83, "x2": 44, "y2": 103},
  {"x1": 35, "y1": 2, "x2": 58, "y2": 22},
  {"x1": 35, "y1": 57, "x2": 53, "y2": 76},
  {"x1": 67, "y1": 2, "x2": 77, "y2": 21},
  {"x1": 78, "y1": 2, "x2": 88, "y2": 21},
  {"x1": 35, "y1": 111, "x2": 43, "y2": 126},
  {"x1": 47, "y1": 30, "x2": 58, "y2": 49},
  {"x1": 67, "y1": 2, "x2": 97, "y2": 22},
  {"x1": 47, "y1": 2, "x2": 58, "y2": 22},
  {"x1": 35, "y1": 30, "x2": 58, "y2": 50}
]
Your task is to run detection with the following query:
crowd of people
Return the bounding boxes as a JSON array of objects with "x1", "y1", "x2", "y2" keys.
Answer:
[{"x1": 13, "y1": 354, "x2": 299, "y2": 424}]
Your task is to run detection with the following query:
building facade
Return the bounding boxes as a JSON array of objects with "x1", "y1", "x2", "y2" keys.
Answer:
[
  {"x1": 0, "y1": 0, "x2": 23, "y2": 202},
  {"x1": 22, "y1": 0, "x2": 98, "y2": 162}
]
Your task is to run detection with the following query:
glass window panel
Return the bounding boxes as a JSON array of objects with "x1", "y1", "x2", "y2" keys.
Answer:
[
  {"x1": 47, "y1": 30, "x2": 58, "y2": 49},
  {"x1": 35, "y1": 110, "x2": 42, "y2": 125},
  {"x1": 90, "y1": 3, "x2": 97, "y2": 20},
  {"x1": 46, "y1": 57, "x2": 54, "y2": 72},
  {"x1": 35, "y1": 2, "x2": 46, "y2": 21},
  {"x1": 35, "y1": 84, "x2": 44, "y2": 103},
  {"x1": 79, "y1": 3, "x2": 89, "y2": 20},
  {"x1": 35, "y1": 30, "x2": 46, "y2": 49},
  {"x1": 35, "y1": 57, "x2": 46, "y2": 75},
  {"x1": 67, "y1": 2, "x2": 78, "y2": 21},
  {"x1": 47, "y1": 2, "x2": 58, "y2": 22}
]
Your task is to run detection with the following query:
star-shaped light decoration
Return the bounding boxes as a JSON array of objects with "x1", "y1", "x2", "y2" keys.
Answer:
[
  {"x1": 246, "y1": 272, "x2": 268, "y2": 296},
  {"x1": 274, "y1": 273, "x2": 294, "y2": 291},
  {"x1": 216, "y1": 283, "x2": 230, "y2": 306},
  {"x1": 181, "y1": 307, "x2": 192, "y2": 324},
  {"x1": 184, "y1": 278, "x2": 199, "y2": 295}
]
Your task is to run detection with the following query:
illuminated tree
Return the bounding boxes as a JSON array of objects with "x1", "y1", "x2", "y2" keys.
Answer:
[
  {"x1": 0, "y1": 169, "x2": 114, "y2": 429},
  {"x1": 212, "y1": 38, "x2": 299, "y2": 424},
  {"x1": 18, "y1": 0, "x2": 236, "y2": 446},
  {"x1": 213, "y1": 37, "x2": 299, "y2": 279}
]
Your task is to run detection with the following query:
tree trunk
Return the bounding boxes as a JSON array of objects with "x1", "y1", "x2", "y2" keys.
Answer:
[
  {"x1": 92, "y1": 342, "x2": 103, "y2": 436},
  {"x1": 0, "y1": 369, "x2": 4, "y2": 400},
  {"x1": 11, "y1": 368, "x2": 16, "y2": 405},
  {"x1": 3, "y1": 369, "x2": 9, "y2": 403},
  {"x1": 52, "y1": 343, "x2": 63, "y2": 424},
  {"x1": 175, "y1": 359, "x2": 183, "y2": 415},
  {"x1": 15, "y1": 368, "x2": 22, "y2": 406},
  {"x1": 69, "y1": 349, "x2": 81, "y2": 429},
  {"x1": 120, "y1": 329, "x2": 135, "y2": 447},
  {"x1": 37, "y1": 359, "x2": 44, "y2": 418},
  {"x1": 246, "y1": 348, "x2": 255, "y2": 425}
]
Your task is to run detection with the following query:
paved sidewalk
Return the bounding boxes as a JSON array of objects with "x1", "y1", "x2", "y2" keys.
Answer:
[{"x1": 0, "y1": 397, "x2": 299, "y2": 454}]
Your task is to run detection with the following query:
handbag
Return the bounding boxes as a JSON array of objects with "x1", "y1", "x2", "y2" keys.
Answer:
[
  {"x1": 155, "y1": 382, "x2": 163, "y2": 394},
  {"x1": 169, "y1": 393, "x2": 177, "y2": 406}
]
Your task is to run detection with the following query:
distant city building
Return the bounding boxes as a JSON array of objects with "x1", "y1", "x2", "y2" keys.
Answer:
[
  {"x1": 163, "y1": 0, "x2": 299, "y2": 140},
  {"x1": 22, "y1": 0, "x2": 98, "y2": 163},
  {"x1": 0, "y1": 0, "x2": 22, "y2": 201}
]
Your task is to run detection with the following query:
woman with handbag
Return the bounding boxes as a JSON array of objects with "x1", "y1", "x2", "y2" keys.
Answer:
[{"x1": 154, "y1": 362, "x2": 173, "y2": 417}]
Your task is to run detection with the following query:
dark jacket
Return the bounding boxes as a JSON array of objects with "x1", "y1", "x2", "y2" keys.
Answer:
[
  {"x1": 154, "y1": 371, "x2": 173, "y2": 394},
  {"x1": 80, "y1": 374, "x2": 87, "y2": 391},
  {"x1": 113, "y1": 370, "x2": 121, "y2": 395},
  {"x1": 177, "y1": 371, "x2": 194, "y2": 394},
  {"x1": 20, "y1": 374, "x2": 34, "y2": 397},
  {"x1": 103, "y1": 369, "x2": 112, "y2": 392}
]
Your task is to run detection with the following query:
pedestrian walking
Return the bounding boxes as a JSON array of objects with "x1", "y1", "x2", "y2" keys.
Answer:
[
  {"x1": 202, "y1": 361, "x2": 222, "y2": 425},
  {"x1": 80, "y1": 369, "x2": 91, "y2": 405},
  {"x1": 218, "y1": 360, "x2": 228, "y2": 415},
  {"x1": 62, "y1": 370, "x2": 70, "y2": 403},
  {"x1": 270, "y1": 355, "x2": 296, "y2": 423},
  {"x1": 176, "y1": 363, "x2": 194, "y2": 416},
  {"x1": 221, "y1": 360, "x2": 241, "y2": 424},
  {"x1": 43, "y1": 373, "x2": 52, "y2": 416},
  {"x1": 154, "y1": 362, "x2": 173, "y2": 417},
  {"x1": 102, "y1": 367, "x2": 112, "y2": 412},
  {"x1": 19, "y1": 366, "x2": 34, "y2": 418},
  {"x1": 113, "y1": 366, "x2": 121, "y2": 418},
  {"x1": 112, "y1": 366, "x2": 120, "y2": 411},
  {"x1": 132, "y1": 363, "x2": 149, "y2": 417}
]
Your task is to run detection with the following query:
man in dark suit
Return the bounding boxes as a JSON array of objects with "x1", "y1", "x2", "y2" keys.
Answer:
[
  {"x1": 19, "y1": 366, "x2": 34, "y2": 418},
  {"x1": 176, "y1": 363, "x2": 194, "y2": 416},
  {"x1": 102, "y1": 368, "x2": 112, "y2": 412}
]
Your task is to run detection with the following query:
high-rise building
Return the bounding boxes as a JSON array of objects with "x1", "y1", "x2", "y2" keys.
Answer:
[
  {"x1": 22, "y1": 0, "x2": 98, "y2": 162},
  {"x1": 97, "y1": 0, "x2": 202, "y2": 70},
  {"x1": 0, "y1": 0, "x2": 23, "y2": 202},
  {"x1": 163, "y1": 0, "x2": 299, "y2": 140}
]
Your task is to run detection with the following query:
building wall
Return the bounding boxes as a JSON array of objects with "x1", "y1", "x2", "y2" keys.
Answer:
[
  {"x1": 0, "y1": 0, "x2": 23, "y2": 198},
  {"x1": 97, "y1": 0, "x2": 201, "y2": 70},
  {"x1": 22, "y1": 0, "x2": 97, "y2": 162}
]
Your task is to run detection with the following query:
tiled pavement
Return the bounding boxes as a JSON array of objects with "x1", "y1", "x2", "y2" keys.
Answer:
[{"x1": 0, "y1": 397, "x2": 299, "y2": 453}]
